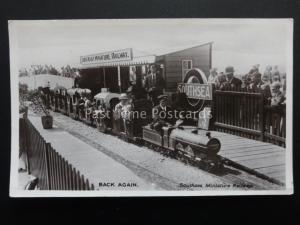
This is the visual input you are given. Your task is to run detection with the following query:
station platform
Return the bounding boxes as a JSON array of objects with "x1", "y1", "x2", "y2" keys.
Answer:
[
  {"x1": 211, "y1": 131, "x2": 285, "y2": 185},
  {"x1": 27, "y1": 113, "x2": 157, "y2": 190},
  {"x1": 27, "y1": 112, "x2": 285, "y2": 190}
]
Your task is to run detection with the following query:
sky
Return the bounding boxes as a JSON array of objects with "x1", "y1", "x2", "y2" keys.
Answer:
[{"x1": 10, "y1": 19, "x2": 293, "y2": 75}]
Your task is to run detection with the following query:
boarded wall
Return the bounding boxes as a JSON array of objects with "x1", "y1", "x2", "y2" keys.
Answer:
[{"x1": 163, "y1": 44, "x2": 212, "y2": 91}]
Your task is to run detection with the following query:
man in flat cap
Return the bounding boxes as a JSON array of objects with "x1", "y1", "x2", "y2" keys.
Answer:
[
  {"x1": 151, "y1": 94, "x2": 173, "y2": 132},
  {"x1": 225, "y1": 66, "x2": 242, "y2": 89}
]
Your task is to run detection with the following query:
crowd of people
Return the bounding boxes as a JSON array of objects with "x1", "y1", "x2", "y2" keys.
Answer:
[
  {"x1": 19, "y1": 64, "x2": 79, "y2": 78},
  {"x1": 207, "y1": 64, "x2": 286, "y2": 107}
]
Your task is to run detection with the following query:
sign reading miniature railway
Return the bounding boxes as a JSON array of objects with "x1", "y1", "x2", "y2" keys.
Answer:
[{"x1": 80, "y1": 48, "x2": 133, "y2": 65}]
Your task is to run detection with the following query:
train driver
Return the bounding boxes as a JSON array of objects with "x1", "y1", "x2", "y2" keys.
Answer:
[{"x1": 151, "y1": 94, "x2": 173, "y2": 132}]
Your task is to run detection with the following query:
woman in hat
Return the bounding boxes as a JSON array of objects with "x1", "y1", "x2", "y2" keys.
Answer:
[
  {"x1": 114, "y1": 93, "x2": 129, "y2": 114},
  {"x1": 114, "y1": 93, "x2": 132, "y2": 133}
]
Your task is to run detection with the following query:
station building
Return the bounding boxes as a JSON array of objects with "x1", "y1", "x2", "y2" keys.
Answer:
[{"x1": 78, "y1": 42, "x2": 212, "y2": 96}]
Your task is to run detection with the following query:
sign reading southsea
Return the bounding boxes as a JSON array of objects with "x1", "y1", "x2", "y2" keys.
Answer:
[
  {"x1": 178, "y1": 83, "x2": 212, "y2": 100},
  {"x1": 80, "y1": 48, "x2": 133, "y2": 65},
  {"x1": 178, "y1": 68, "x2": 213, "y2": 109}
]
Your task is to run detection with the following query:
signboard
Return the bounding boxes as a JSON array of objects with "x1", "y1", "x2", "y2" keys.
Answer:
[
  {"x1": 177, "y1": 83, "x2": 212, "y2": 100},
  {"x1": 198, "y1": 107, "x2": 211, "y2": 130},
  {"x1": 80, "y1": 48, "x2": 133, "y2": 65},
  {"x1": 178, "y1": 68, "x2": 213, "y2": 109}
]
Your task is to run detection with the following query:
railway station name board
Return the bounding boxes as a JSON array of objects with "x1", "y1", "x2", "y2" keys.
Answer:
[
  {"x1": 80, "y1": 48, "x2": 133, "y2": 65},
  {"x1": 178, "y1": 83, "x2": 213, "y2": 100}
]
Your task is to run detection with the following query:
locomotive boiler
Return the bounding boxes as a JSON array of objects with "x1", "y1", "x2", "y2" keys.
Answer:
[{"x1": 143, "y1": 125, "x2": 222, "y2": 171}]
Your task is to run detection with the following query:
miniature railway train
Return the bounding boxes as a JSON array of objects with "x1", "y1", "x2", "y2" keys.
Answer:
[{"x1": 41, "y1": 86, "x2": 223, "y2": 172}]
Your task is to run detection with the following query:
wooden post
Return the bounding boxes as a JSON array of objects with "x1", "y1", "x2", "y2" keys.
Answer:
[
  {"x1": 259, "y1": 93, "x2": 265, "y2": 141},
  {"x1": 76, "y1": 171, "x2": 81, "y2": 190},
  {"x1": 23, "y1": 118, "x2": 31, "y2": 175},
  {"x1": 136, "y1": 66, "x2": 142, "y2": 88},
  {"x1": 103, "y1": 67, "x2": 106, "y2": 88},
  {"x1": 117, "y1": 65, "x2": 121, "y2": 93},
  {"x1": 209, "y1": 84, "x2": 216, "y2": 131},
  {"x1": 72, "y1": 168, "x2": 77, "y2": 190},
  {"x1": 44, "y1": 143, "x2": 52, "y2": 190}
]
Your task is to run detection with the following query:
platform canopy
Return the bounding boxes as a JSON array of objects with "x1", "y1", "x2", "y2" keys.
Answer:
[{"x1": 79, "y1": 48, "x2": 156, "y2": 69}]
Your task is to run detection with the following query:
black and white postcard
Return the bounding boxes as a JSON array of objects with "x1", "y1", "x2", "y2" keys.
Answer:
[{"x1": 9, "y1": 19, "x2": 293, "y2": 196}]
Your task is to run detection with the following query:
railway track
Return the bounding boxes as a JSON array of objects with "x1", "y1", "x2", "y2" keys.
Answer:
[{"x1": 52, "y1": 111, "x2": 281, "y2": 190}]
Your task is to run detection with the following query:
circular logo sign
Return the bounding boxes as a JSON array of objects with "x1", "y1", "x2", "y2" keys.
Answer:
[{"x1": 178, "y1": 68, "x2": 212, "y2": 111}]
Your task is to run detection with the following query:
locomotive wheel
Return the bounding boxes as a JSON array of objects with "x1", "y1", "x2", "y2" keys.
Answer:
[
  {"x1": 180, "y1": 155, "x2": 189, "y2": 165},
  {"x1": 144, "y1": 141, "x2": 150, "y2": 148},
  {"x1": 205, "y1": 163, "x2": 214, "y2": 172}
]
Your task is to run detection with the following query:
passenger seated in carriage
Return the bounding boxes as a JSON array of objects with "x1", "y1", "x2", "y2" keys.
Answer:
[
  {"x1": 151, "y1": 94, "x2": 174, "y2": 132},
  {"x1": 84, "y1": 96, "x2": 95, "y2": 121}
]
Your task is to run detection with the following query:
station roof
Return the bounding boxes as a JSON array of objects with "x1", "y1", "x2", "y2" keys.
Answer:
[
  {"x1": 153, "y1": 42, "x2": 213, "y2": 57},
  {"x1": 79, "y1": 42, "x2": 212, "y2": 69}
]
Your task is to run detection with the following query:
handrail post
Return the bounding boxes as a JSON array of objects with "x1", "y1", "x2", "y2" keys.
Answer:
[
  {"x1": 24, "y1": 116, "x2": 31, "y2": 174},
  {"x1": 210, "y1": 84, "x2": 216, "y2": 131},
  {"x1": 259, "y1": 93, "x2": 265, "y2": 141},
  {"x1": 44, "y1": 143, "x2": 52, "y2": 190}
]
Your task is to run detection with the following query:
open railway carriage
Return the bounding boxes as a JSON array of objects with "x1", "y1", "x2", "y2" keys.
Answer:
[
  {"x1": 52, "y1": 86, "x2": 67, "y2": 113},
  {"x1": 60, "y1": 88, "x2": 69, "y2": 115},
  {"x1": 66, "y1": 88, "x2": 91, "y2": 120},
  {"x1": 93, "y1": 90, "x2": 120, "y2": 132}
]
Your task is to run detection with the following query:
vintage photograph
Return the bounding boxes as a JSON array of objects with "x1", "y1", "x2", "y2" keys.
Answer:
[{"x1": 9, "y1": 19, "x2": 293, "y2": 196}]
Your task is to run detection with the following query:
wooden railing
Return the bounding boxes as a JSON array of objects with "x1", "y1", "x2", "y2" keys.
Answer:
[
  {"x1": 212, "y1": 87, "x2": 286, "y2": 147},
  {"x1": 20, "y1": 114, "x2": 95, "y2": 190},
  {"x1": 264, "y1": 105, "x2": 286, "y2": 146}
]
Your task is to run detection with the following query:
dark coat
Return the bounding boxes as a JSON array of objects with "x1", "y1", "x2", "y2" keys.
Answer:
[
  {"x1": 151, "y1": 104, "x2": 173, "y2": 131},
  {"x1": 228, "y1": 77, "x2": 242, "y2": 89},
  {"x1": 271, "y1": 91, "x2": 285, "y2": 107},
  {"x1": 144, "y1": 72, "x2": 165, "y2": 92}
]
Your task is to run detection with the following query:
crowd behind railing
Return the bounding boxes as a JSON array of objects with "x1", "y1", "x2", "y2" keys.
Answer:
[
  {"x1": 208, "y1": 64, "x2": 286, "y2": 107},
  {"x1": 19, "y1": 64, "x2": 79, "y2": 78}
]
